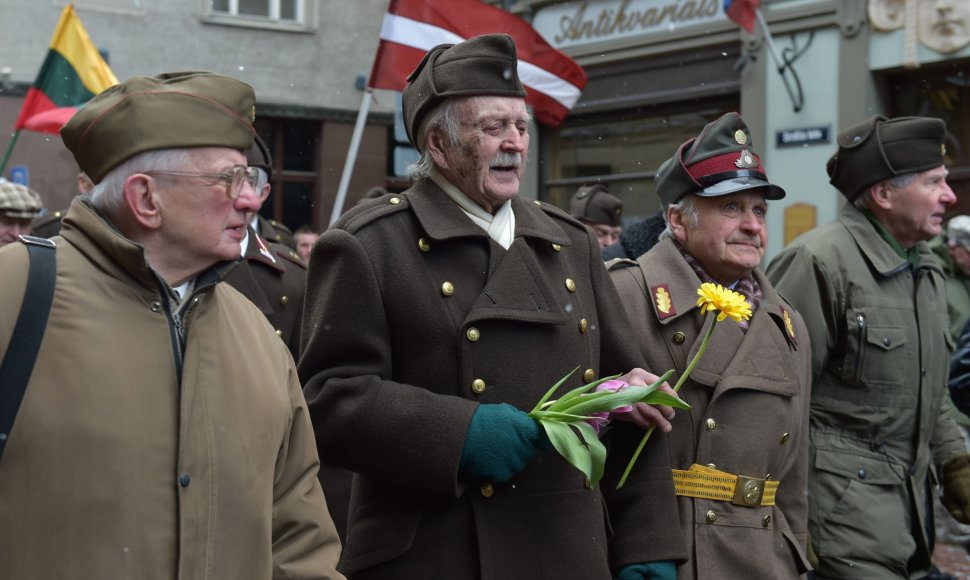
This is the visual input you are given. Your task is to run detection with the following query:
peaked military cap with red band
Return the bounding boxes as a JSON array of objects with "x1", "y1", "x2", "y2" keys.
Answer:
[{"x1": 655, "y1": 112, "x2": 785, "y2": 206}]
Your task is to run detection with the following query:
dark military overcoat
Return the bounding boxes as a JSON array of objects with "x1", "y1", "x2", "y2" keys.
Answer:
[
  {"x1": 224, "y1": 227, "x2": 306, "y2": 359},
  {"x1": 609, "y1": 238, "x2": 812, "y2": 579},
  {"x1": 299, "y1": 180, "x2": 686, "y2": 579}
]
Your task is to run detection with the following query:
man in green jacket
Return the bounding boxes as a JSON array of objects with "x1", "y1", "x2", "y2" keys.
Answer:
[
  {"x1": 931, "y1": 215, "x2": 970, "y2": 341},
  {"x1": 766, "y1": 115, "x2": 970, "y2": 579}
]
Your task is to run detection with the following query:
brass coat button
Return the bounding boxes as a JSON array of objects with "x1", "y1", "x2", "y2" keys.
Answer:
[
  {"x1": 533, "y1": 200, "x2": 542, "y2": 206},
  {"x1": 466, "y1": 327, "x2": 480, "y2": 342},
  {"x1": 481, "y1": 482, "x2": 494, "y2": 497},
  {"x1": 706, "y1": 510, "x2": 717, "y2": 523},
  {"x1": 151, "y1": 302, "x2": 162, "y2": 312},
  {"x1": 441, "y1": 282, "x2": 455, "y2": 296},
  {"x1": 565, "y1": 278, "x2": 577, "y2": 292},
  {"x1": 780, "y1": 433, "x2": 791, "y2": 444},
  {"x1": 762, "y1": 515, "x2": 771, "y2": 527},
  {"x1": 418, "y1": 238, "x2": 431, "y2": 252},
  {"x1": 275, "y1": 329, "x2": 283, "y2": 337},
  {"x1": 389, "y1": 197, "x2": 401, "y2": 204},
  {"x1": 672, "y1": 332, "x2": 686, "y2": 344},
  {"x1": 551, "y1": 243, "x2": 562, "y2": 252},
  {"x1": 280, "y1": 295, "x2": 289, "y2": 306},
  {"x1": 706, "y1": 463, "x2": 717, "y2": 470},
  {"x1": 705, "y1": 418, "x2": 717, "y2": 431},
  {"x1": 471, "y1": 379, "x2": 486, "y2": 394},
  {"x1": 583, "y1": 368, "x2": 595, "y2": 382},
  {"x1": 579, "y1": 319, "x2": 588, "y2": 333}
]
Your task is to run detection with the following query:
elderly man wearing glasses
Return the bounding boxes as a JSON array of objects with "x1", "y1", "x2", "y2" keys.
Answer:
[{"x1": 0, "y1": 71, "x2": 343, "y2": 580}]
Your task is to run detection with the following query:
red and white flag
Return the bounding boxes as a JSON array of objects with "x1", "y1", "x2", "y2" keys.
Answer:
[
  {"x1": 368, "y1": 0, "x2": 588, "y2": 127},
  {"x1": 723, "y1": 0, "x2": 761, "y2": 34}
]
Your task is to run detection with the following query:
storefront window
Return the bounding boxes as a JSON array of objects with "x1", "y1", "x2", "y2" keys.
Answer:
[{"x1": 545, "y1": 100, "x2": 737, "y2": 224}]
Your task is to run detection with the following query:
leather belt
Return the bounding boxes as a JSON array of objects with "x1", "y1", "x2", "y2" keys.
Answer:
[{"x1": 672, "y1": 464, "x2": 778, "y2": 507}]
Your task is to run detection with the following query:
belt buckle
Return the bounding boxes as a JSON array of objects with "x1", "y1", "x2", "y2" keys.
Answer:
[{"x1": 732, "y1": 474, "x2": 766, "y2": 507}]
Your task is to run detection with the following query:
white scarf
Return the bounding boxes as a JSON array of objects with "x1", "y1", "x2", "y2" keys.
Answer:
[{"x1": 431, "y1": 167, "x2": 515, "y2": 250}]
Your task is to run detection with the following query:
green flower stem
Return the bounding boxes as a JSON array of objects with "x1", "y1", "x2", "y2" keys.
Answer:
[{"x1": 615, "y1": 315, "x2": 717, "y2": 490}]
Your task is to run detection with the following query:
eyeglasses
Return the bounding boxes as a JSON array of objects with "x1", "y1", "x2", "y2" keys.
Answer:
[{"x1": 144, "y1": 165, "x2": 261, "y2": 200}]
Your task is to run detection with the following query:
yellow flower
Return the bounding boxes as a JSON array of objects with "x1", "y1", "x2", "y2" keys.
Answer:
[{"x1": 695, "y1": 282, "x2": 752, "y2": 323}]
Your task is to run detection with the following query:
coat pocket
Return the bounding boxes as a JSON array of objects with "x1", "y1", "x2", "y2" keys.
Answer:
[
  {"x1": 840, "y1": 310, "x2": 907, "y2": 389},
  {"x1": 810, "y1": 449, "x2": 913, "y2": 566}
]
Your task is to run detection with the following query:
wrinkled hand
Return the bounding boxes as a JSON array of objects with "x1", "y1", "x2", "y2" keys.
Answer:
[
  {"x1": 943, "y1": 453, "x2": 970, "y2": 524},
  {"x1": 611, "y1": 368, "x2": 676, "y2": 433}
]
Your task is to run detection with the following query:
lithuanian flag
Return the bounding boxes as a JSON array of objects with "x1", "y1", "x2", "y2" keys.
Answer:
[{"x1": 13, "y1": 4, "x2": 117, "y2": 134}]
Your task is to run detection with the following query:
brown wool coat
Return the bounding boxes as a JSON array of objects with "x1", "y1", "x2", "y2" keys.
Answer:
[
  {"x1": 608, "y1": 238, "x2": 813, "y2": 579},
  {"x1": 224, "y1": 226, "x2": 307, "y2": 360},
  {"x1": 299, "y1": 180, "x2": 686, "y2": 579},
  {"x1": 0, "y1": 198, "x2": 343, "y2": 580}
]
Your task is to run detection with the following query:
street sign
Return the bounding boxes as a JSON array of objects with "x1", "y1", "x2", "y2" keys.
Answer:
[
  {"x1": 9, "y1": 165, "x2": 28, "y2": 186},
  {"x1": 776, "y1": 126, "x2": 830, "y2": 148}
]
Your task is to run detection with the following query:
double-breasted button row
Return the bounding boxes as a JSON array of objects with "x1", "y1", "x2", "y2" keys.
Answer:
[
  {"x1": 583, "y1": 368, "x2": 595, "y2": 383},
  {"x1": 672, "y1": 332, "x2": 686, "y2": 344},
  {"x1": 471, "y1": 379, "x2": 486, "y2": 394},
  {"x1": 441, "y1": 282, "x2": 454, "y2": 296},
  {"x1": 466, "y1": 327, "x2": 480, "y2": 342}
]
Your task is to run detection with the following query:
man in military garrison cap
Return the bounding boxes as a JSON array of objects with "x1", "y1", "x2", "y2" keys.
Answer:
[
  {"x1": 299, "y1": 33, "x2": 684, "y2": 579},
  {"x1": 570, "y1": 184, "x2": 624, "y2": 249},
  {"x1": 0, "y1": 180, "x2": 43, "y2": 246},
  {"x1": 0, "y1": 71, "x2": 343, "y2": 580},
  {"x1": 608, "y1": 112, "x2": 813, "y2": 579},
  {"x1": 767, "y1": 115, "x2": 970, "y2": 579}
]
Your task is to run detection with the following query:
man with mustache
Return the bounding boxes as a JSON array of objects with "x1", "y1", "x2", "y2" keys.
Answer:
[
  {"x1": 608, "y1": 112, "x2": 813, "y2": 578},
  {"x1": 299, "y1": 34, "x2": 684, "y2": 579},
  {"x1": 766, "y1": 115, "x2": 970, "y2": 579}
]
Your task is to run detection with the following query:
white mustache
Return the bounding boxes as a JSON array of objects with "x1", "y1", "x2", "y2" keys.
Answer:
[{"x1": 490, "y1": 152, "x2": 522, "y2": 168}]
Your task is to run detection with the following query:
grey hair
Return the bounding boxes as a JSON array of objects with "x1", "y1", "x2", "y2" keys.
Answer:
[
  {"x1": 659, "y1": 195, "x2": 700, "y2": 240},
  {"x1": 407, "y1": 99, "x2": 466, "y2": 181},
  {"x1": 88, "y1": 149, "x2": 192, "y2": 219},
  {"x1": 853, "y1": 172, "x2": 917, "y2": 209}
]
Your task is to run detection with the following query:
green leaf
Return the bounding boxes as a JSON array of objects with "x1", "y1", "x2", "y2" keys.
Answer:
[
  {"x1": 550, "y1": 373, "x2": 622, "y2": 408},
  {"x1": 640, "y1": 390, "x2": 691, "y2": 409},
  {"x1": 572, "y1": 422, "x2": 607, "y2": 487},
  {"x1": 531, "y1": 365, "x2": 580, "y2": 414},
  {"x1": 546, "y1": 389, "x2": 617, "y2": 413},
  {"x1": 540, "y1": 419, "x2": 593, "y2": 482},
  {"x1": 531, "y1": 410, "x2": 597, "y2": 422}
]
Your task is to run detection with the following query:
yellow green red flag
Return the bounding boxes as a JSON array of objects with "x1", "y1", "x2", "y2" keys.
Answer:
[{"x1": 14, "y1": 3, "x2": 118, "y2": 134}]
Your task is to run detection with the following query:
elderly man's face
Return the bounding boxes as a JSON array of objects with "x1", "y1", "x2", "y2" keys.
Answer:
[
  {"x1": 879, "y1": 165, "x2": 955, "y2": 248},
  {"x1": 669, "y1": 190, "x2": 768, "y2": 285},
  {"x1": 153, "y1": 147, "x2": 261, "y2": 272},
  {"x1": 0, "y1": 214, "x2": 32, "y2": 246},
  {"x1": 433, "y1": 96, "x2": 529, "y2": 214}
]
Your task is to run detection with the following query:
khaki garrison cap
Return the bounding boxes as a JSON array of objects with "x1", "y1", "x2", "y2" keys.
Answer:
[
  {"x1": 570, "y1": 184, "x2": 623, "y2": 227},
  {"x1": 826, "y1": 115, "x2": 947, "y2": 200},
  {"x1": 61, "y1": 71, "x2": 257, "y2": 184},
  {"x1": 0, "y1": 181, "x2": 43, "y2": 219},
  {"x1": 655, "y1": 112, "x2": 785, "y2": 207},
  {"x1": 402, "y1": 33, "x2": 526, "y2": 148}
]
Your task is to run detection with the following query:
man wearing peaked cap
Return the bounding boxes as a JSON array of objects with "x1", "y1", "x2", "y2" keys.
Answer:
[
  {"x1": 0, "y1": 180, "x2": 44, "y2": 246},
  {"x1": 0, "y1": 71, "x2": 343, "y2": 579},
  {"x1": 570, "y1": 184, "x2": 624, "y2": 249},
  {"x1": 608, "y1": 112, "x2": 813, "y2": 579},
  {"x1": 299, "y1": 33, "x2": 685, "y2": 579},
  {"x1": 767, "y1": 115, "x2": 969, "y2": 579}
]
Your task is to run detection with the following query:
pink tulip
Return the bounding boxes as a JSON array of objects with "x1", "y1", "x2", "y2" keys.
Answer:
[{"x1": 586, "y1": 379, "x2": 633, "y2": 434}]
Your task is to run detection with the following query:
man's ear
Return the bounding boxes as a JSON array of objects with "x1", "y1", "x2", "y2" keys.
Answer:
[
  {"x1": 426, "y1": 130, "x2": 450, "y2": 169},
  {"x1": 869, "y1": 181, "x2": 893, "y2": 210},
  {"x1": 666, "y1": 205, "x2": 688, "y2": 242},
  {"x1": 123, "y1": 174, "x2": 163, "y2": 230}
]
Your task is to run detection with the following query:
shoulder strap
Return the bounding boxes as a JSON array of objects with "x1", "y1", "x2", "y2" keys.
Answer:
[{"x1": 0, "y1": 235, "x2": 56, "y2": 460}]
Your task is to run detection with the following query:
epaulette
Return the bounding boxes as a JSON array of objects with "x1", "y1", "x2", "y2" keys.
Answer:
[
  {"x1": 338, "y1": 193, "x2": 412, "y2": 234},
  {"x1": 268, "y1": 218, "x2": 294, "y2": 236},
  {"x1": 271, "y1": 242, "x2": 307, "y2": 269},
  {"x1": 605, "y1": 257, "x2": 638, "y2": 271}
]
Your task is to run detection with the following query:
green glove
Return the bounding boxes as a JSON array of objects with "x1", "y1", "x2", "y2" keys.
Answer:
[
  {"x1": 614, "y1": 562, "x2": 677, "y2": 580},
  {"x1": 459, "y1": 403, "x2": 550, "y2": 482},
  {"x1": 943, "y1": 453, "x2": 970, "y2": 524}
]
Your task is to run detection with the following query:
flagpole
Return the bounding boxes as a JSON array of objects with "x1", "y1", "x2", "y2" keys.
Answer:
[
  {"x1": 0, "y1": 130, "x2": 21, "y2": 176},
  {"x1": 330, "y1": 88, "x2": 374, "y2": 226},
  {"x1": 755, "y1": 7, "x2": 803, "y2": 112}
]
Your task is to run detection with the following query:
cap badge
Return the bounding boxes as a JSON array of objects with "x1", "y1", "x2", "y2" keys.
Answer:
[
  {"x1": 652, "y1": 284, "x2": 676, "y2": 320},
  {"x1": 735, "y1": 149, "x2": 758, "y2": 169},
  {"x1": 734, "y1": 130, "x2": 748, "y2": 145},
  {"x1": 250, "y1": 106, "x2": 256, "y2": 123}
]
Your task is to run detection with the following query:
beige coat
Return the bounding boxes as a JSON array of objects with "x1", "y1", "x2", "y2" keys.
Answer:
[
  {"x1": 609, "y1": 238, "x2": 813, "y2": 579},
  {"x1": 0, "y1": 198, "x2": 343, "y2": 580}
]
